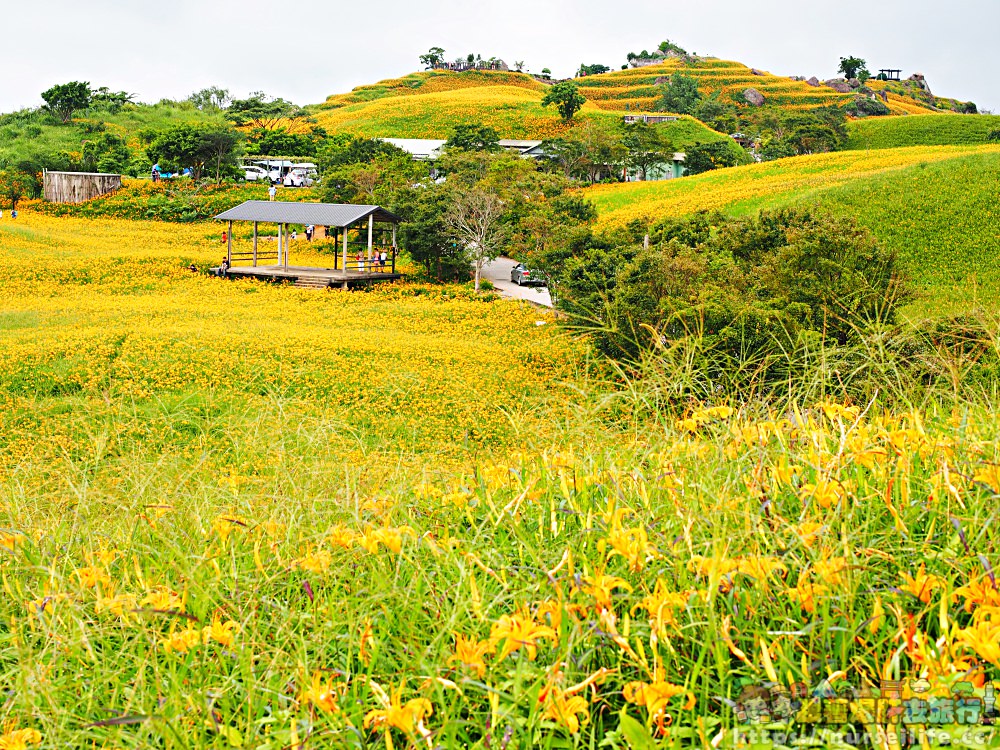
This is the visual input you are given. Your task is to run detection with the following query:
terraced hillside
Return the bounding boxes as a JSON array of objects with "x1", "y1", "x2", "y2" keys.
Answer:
[
  {"x1": 312, "y1": 76, "x2": 734, "y2": 145},
  {"x1": 575, "y1": 58, "x2": 856, "y2": 112},
  {"x1": 846, "y1": 113, "x2": 1000, "y2": 150},
  {"x1": 585, "y1": 145, "x2": 1000, "y2": 315}
]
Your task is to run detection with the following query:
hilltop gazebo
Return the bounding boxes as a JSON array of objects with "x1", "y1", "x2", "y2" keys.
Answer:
[{"x1": 214, "y1": 200, "x2": 401, "y2": 288}]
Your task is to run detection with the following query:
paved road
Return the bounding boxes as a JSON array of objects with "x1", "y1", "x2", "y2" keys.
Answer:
[{"x1": 481, "y1": 257, "x2": 553, "y2": 308}]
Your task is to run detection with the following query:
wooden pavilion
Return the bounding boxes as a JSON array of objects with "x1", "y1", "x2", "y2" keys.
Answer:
[{"x1": 214, "y1": 201, "x2": 402, "y2": 289}]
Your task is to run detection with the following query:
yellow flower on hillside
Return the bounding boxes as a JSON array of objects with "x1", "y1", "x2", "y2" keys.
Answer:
[
  {"x1": 292, "y1": 549, "x2": 332, "y2": 575},
  {"x1": 540, "y1": 686, "x2": 590, "y2": 734},
  {"x1": 813, "y1": 554, "x2": 849, "y2": 586},
  {"x1": 956, "y1": 575, "x2": 1000, "y2": 613},
  {"x1": 75, "y1": 565, "x2": 110, "y2": 589},
  {"x1": 972, "y1": 464, "x2": 1000, "y2": 494},
  {"x1": 0, "y1": 722, "x2": 42, "y2": 750},
  {"x1": 161, "y1": 627, "x2": 201, "y2": 654},
  {"x1": 954, "y1": 611, "x2": 1000, "y2": 666},
  {"x1": 140, "y1": 587, "x2": 185, "y2": 612},
  {"x1": 606, "y1": 526, "x2": 659, "y2": 573},
  {"x1": 633, "y1": 580, "x2": 690, "y2": 633},
  {"x1": 326, "y1": 524, "x2": 357, "y2": 549},
  {"x1": 96, "y1": 593, "x2": 138, "y2": 620},
  {"x1": 363, "y1": 684, "x2": 433, "y2": 738},
  {"x1": 489, "y1": 609, "x2": 557, "y2": 661},
  {"x1": 799, "y1": 477, "x2": 848, "y2": 509},
  {"x1": 899, "y1": 564, "x2": 945, "y2": 604},
  {"x1": 447, "y1": 634, "x2": 493, "y2": 678},
  {"x1": 786, "y1": 577, "x2": 828, "y2": 613},
  {"x1": 299, "y1": 671, "x2": 344, "y2": 714},
  {"x1": 624, "y1": 669, "x2": 695, "y2": 730},
  {"x1": 574, "y1": 574, "x2": 632, "y2": 612},
  {"x1": 202, "y1": 617, "x2": 240, "y2": 648}
]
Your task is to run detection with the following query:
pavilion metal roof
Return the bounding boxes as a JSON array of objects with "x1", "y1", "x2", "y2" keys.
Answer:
[{"x1": 215, "y1": 201, "x2": 400, "y2": 226}]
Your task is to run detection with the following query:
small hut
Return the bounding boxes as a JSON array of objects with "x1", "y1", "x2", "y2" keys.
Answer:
[{"x1": 43, "y1": 171, "x2": 121, "y2": 203}]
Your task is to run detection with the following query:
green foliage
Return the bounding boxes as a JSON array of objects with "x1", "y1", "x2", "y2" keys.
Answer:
[
  {"x1": 656, "y1": 72, "x2": 701, "y2": 115},
  {"x1": 226, "y1": 92, "x2": 307, "y2": 129},
  {"x1": 541, "y1": 81, "x2": 587, "y2": 122},
  {"x1": 838, "y1": 56, "x2": 867, "y2": 80},
  {"x1": 445, "y1": 124, "x2": 501, "y2": 152},
  {"x1": 82, "y1": 133, "x2": 132, "y2": 175},
  {"x1": 683, "y1": 140, "x2": 751, "y2": 175},
  {"x1": 988, "y1": 129, "x2": 1000, "y2": 142},
  {"x1": 554, "y1": 208, "x2": 908, "y2": 364},
  {"x1": 419, "y1": 47, "x2": 446, "y2": 69},
  {"x1": 40, "y1": 81, "x2": 92, "y2": 123},
  {"x1": 147, "y1": 123, "x2": 244, "y2": 183},
  {"x1": 187, "y1": 86, "x2": 231, "y2": 111},
  {"x1": 846, "y1": 97, "x2": 891, "y2": 118},
  {"x1": 245, "y1": 126, "x2": 327, "y2": 157},
  {"x1": 844, "y1": 114, "x2": 1000, "y2": 149},
  {"x1": 577, "y1": 63, "x2": 611, "y2": 76},
  {"x1": 622, "y1": 122, "x2": 674, "y2": 180},
  {"x1": 89, "y1": 87, "x2": 135, "y2": 113},
  {"x1": 0, "y1": 168, "x2": 38, "y2": 209},
  {"x1": 317, "y1": 136, "x2": 408, "y2": 170}
]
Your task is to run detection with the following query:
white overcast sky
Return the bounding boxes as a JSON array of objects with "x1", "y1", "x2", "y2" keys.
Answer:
[{"x1": 3, "y1": 0, "x2": 998, "y2": 114}]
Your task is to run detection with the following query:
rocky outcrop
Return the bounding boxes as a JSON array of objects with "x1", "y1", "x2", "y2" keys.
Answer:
[
  {"x1": 743, "y1": 87, "x2": 766, "y2": 106},
  {"x1": 806, "y1": 76, "x2": 820, "y2": 87},
  {"x1": 823, "y1": 79, "x2": 853, "y2": 93},
  {"x1": 750, "y1": 68, "x2": 765, "y2": 76}
]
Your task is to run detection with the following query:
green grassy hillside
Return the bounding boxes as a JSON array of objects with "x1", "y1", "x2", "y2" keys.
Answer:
[
  {"x1": 312, "y1": 83, "x2": 735, "y2": 144},
  {"x1": 846, "y1": 114, "x2": 1000, "y2": 150},
  {"x1": 586, "y1": 146, "x2": 1000, "y2": 316},
  {"x1": 0, "y1": 103, "x2": 224, "y2": 169}
]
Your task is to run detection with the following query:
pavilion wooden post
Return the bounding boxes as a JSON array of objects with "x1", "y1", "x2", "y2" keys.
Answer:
[
  {"x1": 342, "y1": 223, "x2": 349, "y2": 290},
  {"x1": 283, "y1": 223, "x2": 289, "y2": 271},
  {"x1": 391, "y1": 223, "x2": 397, "y2": 274},
  {"x1": 367, "y1": 214, "x2": 374, "y2": 270},
  {"x1": 227, "y1": 220, "x2": 233, "y2": 265},
  {"x1": 277, "y1": 223, "x2": 283, "y2": 267},
  {"x1": 252, "y1": 221, "x2": 258, "y2": 267}
]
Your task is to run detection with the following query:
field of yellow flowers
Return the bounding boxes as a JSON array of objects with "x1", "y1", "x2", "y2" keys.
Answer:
[{"x1": 3, "y1": 210, "x2": 1000, "y2": 749}]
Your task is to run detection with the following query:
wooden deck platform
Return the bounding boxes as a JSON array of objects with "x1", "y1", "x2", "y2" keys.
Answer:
[{"x1": 219, "y1": 265, "x2": 401, "y2": 289}]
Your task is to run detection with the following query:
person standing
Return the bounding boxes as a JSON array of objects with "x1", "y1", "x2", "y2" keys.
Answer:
[
  {"x1": 380, "y1": 249, "x2": 388, "y2": 271},
  {"x1": 305, "y1": 224, "x2": 314, "y2": 242},
  {"x1": 268, "y1": 184, "x2": 277, "y2": 201}
]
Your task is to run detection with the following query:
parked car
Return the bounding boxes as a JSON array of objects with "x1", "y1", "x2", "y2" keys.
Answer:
[
  {"x1": 283, "y1": 168, "x2": 316, "y2": 188},
  {"x1": 243, "y1": 165, "x2": 269, "y2": 182},
  {"x1": 510, "y1": 263, "x2": 546, "y2": 286}
]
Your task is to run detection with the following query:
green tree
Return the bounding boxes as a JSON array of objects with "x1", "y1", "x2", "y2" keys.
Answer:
[
  {"x1": 838, "y1": 56, "x2": 867, "y2": 80},
  {"x1": 40, "y1": 81, "x2": 92, "y2": 123},
  {"x1": 82, "y1": 133, "x2": 131, "y2": 174},
  {"x1": 147, "y1": 124, "x2": 244, "y2": 182},
  {"x1": 445, "y1": 124, "x2": 501, "y2": 152},
  {"x1": 657, "y1": 72, "x2": 701, "y2": 114},
  {"x1": 542, "y1": 81, "x2": 586, "y2": 122},
  {"x1": 227, "y1": 93, "x2": 307, "y2": 129},
  {"x1": 419, "y1": 47, "x2": 446, "y2": 69},
  {"x1": 188, "y1": 87, "x2": 231, "y2": 110},
  {"x1": 577, "y1": 64, "x2": 610, "y2": 77},
  {"x1": 683, "y1": 141, "x2": 751, "y2": 175},
  {"x1": 622, "y1": 122, "x2": 673, "y2": 180},
  {"x1": 90, "y1": 87, "x2": 135, "y2": 112},
  {"x1": 987, "y1": 130, "x2": 1000, "y2": 142},
  {"x1": 0, "y1": 168, "x2": 37, "y2": 209},
  {"x1": 318, "y1": 137, "x2": 409, "y2": 170},
  {"x1": 246, "y1": 127, "x2": 327, "y2": 157}
]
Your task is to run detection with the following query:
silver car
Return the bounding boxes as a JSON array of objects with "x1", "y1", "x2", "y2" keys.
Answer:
[{"x1": 510, "y1": 263, "x2": 546, "y2": 286}]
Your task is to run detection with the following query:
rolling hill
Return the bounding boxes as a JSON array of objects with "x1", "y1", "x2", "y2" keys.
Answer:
[
  {"x1": 846, "y1": 113, "x2": 1000, "y2": 150},
  {"x1": 312, "y1": 73, "x2": 735, "y2": 145},
  {"x1": 585, "y1": 145, "x2": 1000, "y2": 316}
]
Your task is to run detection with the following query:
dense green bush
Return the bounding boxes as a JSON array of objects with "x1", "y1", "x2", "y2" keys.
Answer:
[{"x1": 552, "y1": 208, "x2": 909, "y2": 363}]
